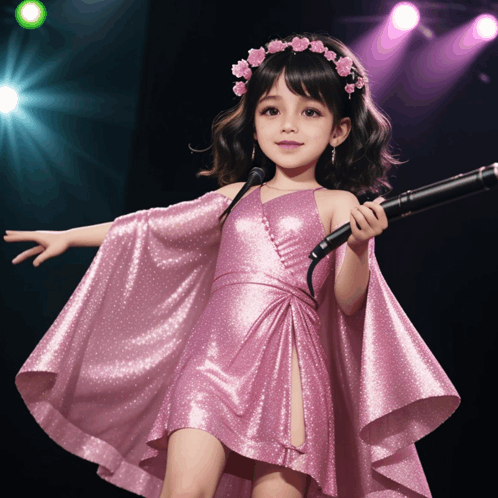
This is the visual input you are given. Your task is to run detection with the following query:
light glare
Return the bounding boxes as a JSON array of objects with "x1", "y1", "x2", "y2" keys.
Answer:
[
  {"x1": 21, "y1": 4, "x2": 42, "y2": 22},
  {"x1": 476, "y1": 15, "x2": 498, "y2": 40},
  {"x1": 0, "y1": 86, "x2": 19, "y2": 114},
  {"x1": 392, "y1": 2, "x2": 420, "y2": 31}
]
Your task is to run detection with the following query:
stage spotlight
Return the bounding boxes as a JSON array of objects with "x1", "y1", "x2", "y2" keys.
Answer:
[
  {"x1": 475, "y1": 14, "x2": 498, "y2": 40},
  {"x1": 0, "y1": 86, "x2": 19, "y2": 114},
  {"x1": 15, "y1": 1, "x2": 47, "y2": 30},
  {"x1": 391, "y1": 2, "x2": 420, "y2": 31}
]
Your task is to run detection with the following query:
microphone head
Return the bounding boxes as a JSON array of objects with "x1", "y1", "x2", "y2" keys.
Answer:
[{"x1": 248, "y1": 167, "x2": 266, "y2": 184}]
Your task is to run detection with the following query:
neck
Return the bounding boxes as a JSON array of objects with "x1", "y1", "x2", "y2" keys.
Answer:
[
  {"x1": 264, "y1": 181, "x2": 319, "y2": 191},
  {"x1": 268, "y1": 161, "x2": 319, "y2": 190}
]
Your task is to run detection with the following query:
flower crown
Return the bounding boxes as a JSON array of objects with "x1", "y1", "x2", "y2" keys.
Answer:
[{"x1": 231, "y1": 36, "x2": 367, "y2": 99}]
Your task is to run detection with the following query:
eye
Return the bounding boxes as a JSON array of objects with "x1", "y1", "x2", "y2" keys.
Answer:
[
  {"x1": 304, "y1": 108, "x2": 322, "y2": 118},
  {"x1": 261, "y1": 106, "x2": 279, "y2": 116}
]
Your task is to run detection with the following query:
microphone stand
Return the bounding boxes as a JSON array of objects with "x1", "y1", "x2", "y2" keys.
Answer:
[{"x1": 307, "y1": 163, "x2": 498, "y2": 298}]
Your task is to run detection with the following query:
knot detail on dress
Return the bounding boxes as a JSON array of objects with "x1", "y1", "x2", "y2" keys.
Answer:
[{"x1": 212, "y1": 271, "x2": 319, "y2": 312}]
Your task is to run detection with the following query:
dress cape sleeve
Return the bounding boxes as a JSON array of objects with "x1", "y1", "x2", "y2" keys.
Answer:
[
  {"x1": 15, "y1": 191, "x2": 232, "y2": 498},
  {"x1": 316, "y1": 232, "x2": 461, "y2": 498}
]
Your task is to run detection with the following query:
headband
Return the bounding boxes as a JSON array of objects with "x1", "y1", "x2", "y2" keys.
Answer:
[{"x1": 231, "y1": 36, "x2": 366, "y2": 99}]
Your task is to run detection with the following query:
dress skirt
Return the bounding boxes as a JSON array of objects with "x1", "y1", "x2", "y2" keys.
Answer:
[{"x1": 16, "y1": 188, "x2": 461, "y2": 498}]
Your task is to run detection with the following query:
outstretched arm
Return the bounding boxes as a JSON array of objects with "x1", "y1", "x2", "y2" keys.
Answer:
[
  {"x1": 65, "y1": 222, "x2": 114, "y2": 247},
  {"x1": 4, "y1": 221, "x2": 114, "y2": 267}
]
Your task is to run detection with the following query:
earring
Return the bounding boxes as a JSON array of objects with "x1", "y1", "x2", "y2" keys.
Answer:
[
  {"x1": 331, "y1": 146, "x2": 336, "y2": 164},
  {"x1": 252, "y1": 143, "x2": 256, "y2": 161}
]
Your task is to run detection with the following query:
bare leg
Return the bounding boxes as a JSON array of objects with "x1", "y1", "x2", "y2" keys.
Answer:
[
  {"x1": 251, "y1": 462, "x2": 307, "y2": 498},
  {"x1": 160, "y1": 427, "x2": 232, "y2": 498},
  {"x1": 290, "y1": 345, "x2": 305, "y2": 447},
  {"x1": 250, "y1": 345, "x2": 308, "y2": 497}
]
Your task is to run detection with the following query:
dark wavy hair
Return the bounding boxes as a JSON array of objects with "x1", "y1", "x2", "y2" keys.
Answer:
[{"x1": 196, "y1": 32, "x2": 403, "y2": 224}]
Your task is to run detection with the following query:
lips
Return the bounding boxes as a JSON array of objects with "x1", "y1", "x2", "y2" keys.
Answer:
[{"x1": 277, "y1": 141, "x2": 303, "y2": 150}]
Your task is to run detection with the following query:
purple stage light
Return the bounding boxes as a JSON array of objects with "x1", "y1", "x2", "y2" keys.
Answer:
[
  {"x1": 391, "y1": 2, "x2": 420, "y2": 31},
  {"x1": 475, "y1": 14, "x2": 498, "y2": 40},
  {"x1": 350, "y1": 3, "x2": 418, "y2": 101}
]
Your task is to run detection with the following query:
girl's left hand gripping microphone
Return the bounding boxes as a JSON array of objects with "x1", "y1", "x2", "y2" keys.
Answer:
[{"x1": 307, "y1": 163, "x2": 498, "y2": 298}]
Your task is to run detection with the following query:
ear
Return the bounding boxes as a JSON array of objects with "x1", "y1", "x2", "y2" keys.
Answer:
[
  {"x1": 329, "y1": 117, "x2": 351, "y2": 148},
  {"x1": 253, "y1": 131, "x2": 258, "y2": 141}
]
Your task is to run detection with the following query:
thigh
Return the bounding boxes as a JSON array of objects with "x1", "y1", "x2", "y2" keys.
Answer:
[
  {"x1": 291, "y1": 345, "x2": 305, "y2": 448},
  {"x1": 252, "y1": 461, "x2": 308, "y2": 498},
  {"x1": 160, "y1": 427, "x2": 232, "y2": 498}
]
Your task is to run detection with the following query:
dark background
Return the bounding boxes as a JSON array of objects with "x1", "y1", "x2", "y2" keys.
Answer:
[{"x1": 1, "y1": 0, "x2": 496, "y2": 496}]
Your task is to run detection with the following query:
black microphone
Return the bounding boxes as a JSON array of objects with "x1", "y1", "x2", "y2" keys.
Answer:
[
  {"x1": 233, "y1": 167, "x2": 266, "y2": 202},
  {"x1": 307, "y1": 163, "x2": 498, "y2": 298},
  {"x1": 220, "y1": 167, "x2": 266, "y2": 221}
]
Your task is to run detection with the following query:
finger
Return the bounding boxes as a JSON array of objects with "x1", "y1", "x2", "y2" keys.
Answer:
[
  {"x1": 350, "y1": 209, "x2": 362, "y2": 232},
  {"x1": 4, "y1": 230, "x2": 30, "y2": 236},
  {"x1": 351, "y1": 207, "x2": 370, "y2": 231},
  {"x1": 12, "y1": 246, "x2": 44, "y2": 264},
  {"x1": 33, "y1": 250, "x2": 52, "y2": 267},
  {"x1": 4, "y1": 231, "x2": 40, "y2": 243},
  {"x1": 362, "y1": 202, "x2": 381, "y2": 219},
  {"x1": 364, "y1": 202, "x2": 388, "y2": 228},
  {"x1": 32, "y1": 244, "x2": 61, "y2": 266},
  {"x1": 356, "y1": 205, "x2": 379, "y2": 228}
]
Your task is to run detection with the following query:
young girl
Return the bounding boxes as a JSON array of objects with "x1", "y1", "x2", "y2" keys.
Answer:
[{"x1": 5, "y1": 33, "x2": 460, "y2": 498}]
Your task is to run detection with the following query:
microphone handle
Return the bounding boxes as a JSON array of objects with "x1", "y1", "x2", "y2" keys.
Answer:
[{"x1": 306, "y1": 163, "x2": 498, "y2": 297}]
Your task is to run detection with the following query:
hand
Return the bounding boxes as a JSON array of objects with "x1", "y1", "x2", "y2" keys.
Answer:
[
  {"x1": 3, "y1": 230, "x2": 70, "y2": 267},
  {"x1": 347, "y1": 197, "x2": 388, "y2": 250}
]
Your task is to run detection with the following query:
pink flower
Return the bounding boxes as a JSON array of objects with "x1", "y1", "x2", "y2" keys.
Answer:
[
  {"x1": 345, "y1": 83, "x2": 355, "y2": 94},
  {"x1": 268, "y1": 40, "x2": 289, "y2": 53},
  {"x1": 232, "y1": 59, "x2": 250, "y2": 78},
  {"x1": 247, "y1": 47, "x2": 266, "y2": 67},
  {"x1": 336, "y1": 56, "x2": 353, "y2": 77},
  {"x1": 233, "y1": 81, "x2": 247, "y2": 96},
  {"x1": 309, "y1": 40, "x2": 326, "y2": 53},
  {"x1": 290, "y1": 36, "x2": 310, "y2": 52},
  {"x1": 323, "y1": 50, "x2": 336, "y2": 61},
  {"x1": 355, "y1": 77, "x2": 365, "y2": 89}
]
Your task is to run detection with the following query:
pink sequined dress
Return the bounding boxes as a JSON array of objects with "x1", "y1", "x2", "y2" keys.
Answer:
[{"x1": 16, "y1": 185, "x2": 460, "y2": 498}]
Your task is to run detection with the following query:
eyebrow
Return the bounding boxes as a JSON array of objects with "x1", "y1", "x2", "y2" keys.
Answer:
[{"x1": 258, "y1": 94, "x2": 322, "y2": 105}]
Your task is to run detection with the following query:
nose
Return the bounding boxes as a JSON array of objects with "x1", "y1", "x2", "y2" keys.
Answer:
[{"x1": 281, "y1": 113, "x2": 298, "y2": 133}]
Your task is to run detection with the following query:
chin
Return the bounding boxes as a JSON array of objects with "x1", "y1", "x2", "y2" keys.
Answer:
[{"x1": 271, "y1": 158, "x2": 319, "y2": 170}]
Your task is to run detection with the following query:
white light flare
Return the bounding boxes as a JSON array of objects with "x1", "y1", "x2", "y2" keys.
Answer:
[
  {"x1": 0, "y1": 86, "x2": 19, "y2": 114},
  {"x1": 475, "y1": 14, "x2": 498, "y2": 41},
  {"x1": 391, "y1": 2, "x2": 420, "y2": 32},
  {"x1": 21, "y1": 3, "x2": 42, "y2": 23}
]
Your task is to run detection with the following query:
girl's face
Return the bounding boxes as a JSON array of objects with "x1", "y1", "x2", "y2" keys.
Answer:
[{"x1": 254, "y1": 72, "x2": 347, "y2": 173}]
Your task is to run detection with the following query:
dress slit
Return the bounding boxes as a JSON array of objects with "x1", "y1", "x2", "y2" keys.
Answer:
[{"x1": 290, "y1": 328, "x2": 306, "y2": 449}]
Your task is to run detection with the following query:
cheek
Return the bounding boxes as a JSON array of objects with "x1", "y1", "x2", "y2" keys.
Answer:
[
  {"x1": 254, "y1": 116, "x2": 263, "y2": 134},
  {"x1": 255, "y1": 122, "x2": 273, "y2": 141},
  {"x1": 308, "y1": 126, "x2": 331, "y2": 144}
]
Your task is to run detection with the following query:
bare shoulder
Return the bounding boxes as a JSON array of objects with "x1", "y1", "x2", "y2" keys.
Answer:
[
  {"x1": 216, "y1": 182, "x2": 260, "y2": 201},
  {"x1": 317, "y1": 189, "x2": 360, "y2": 232},
  {"x1": 316, "y1": 188, "x2": 358, "y2": 206},
  {"x1": 332, "y1": 189, "x2": 359, "y2": 205},
  {"x1": 215, "y1": 182, "x2": 246, "y2": 201}
]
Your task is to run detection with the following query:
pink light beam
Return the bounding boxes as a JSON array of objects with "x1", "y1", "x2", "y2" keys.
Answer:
[
  {"x1": 401, "y1": 14, "x2": 497, "y2": 120},
  {"x1": 351, "y1": 4, "x2": 418, "y2": 100}
]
